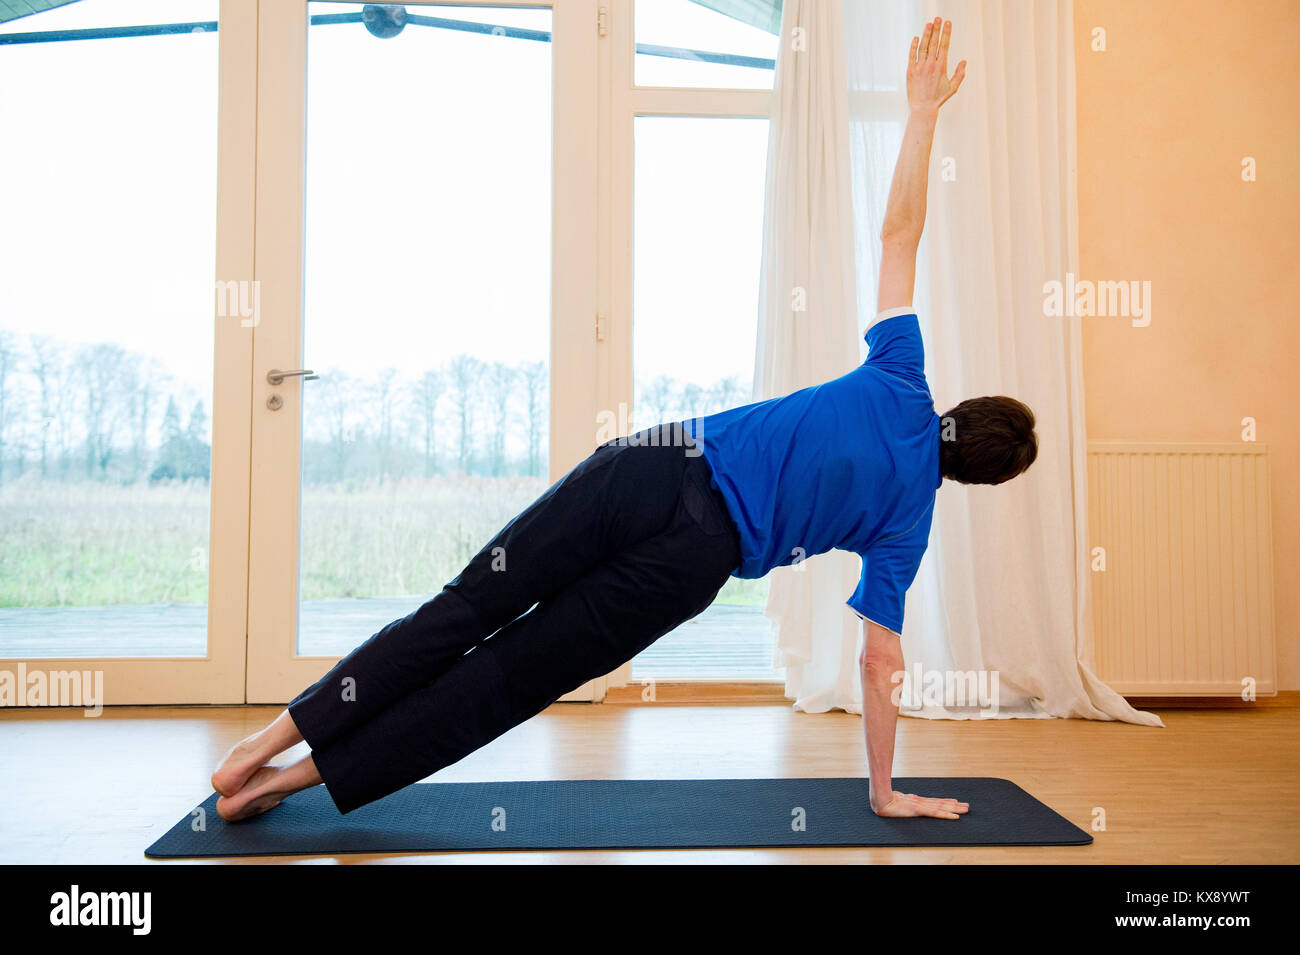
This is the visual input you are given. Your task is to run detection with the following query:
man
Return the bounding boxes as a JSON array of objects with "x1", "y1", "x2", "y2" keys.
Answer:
[{"x1": 212, "y1": 18, "x2": 1036, "y2": 824}]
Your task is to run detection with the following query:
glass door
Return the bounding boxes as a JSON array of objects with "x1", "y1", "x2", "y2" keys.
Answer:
[
  {"x1": 0, "y1": 0, "x2": 257, "y2": 703},
  {"x1": 604, "y1": 0, "x2": 782, "y2": 683},
  {"x1": 245, "y1": 0, "x2": 599, "y2": 702}
]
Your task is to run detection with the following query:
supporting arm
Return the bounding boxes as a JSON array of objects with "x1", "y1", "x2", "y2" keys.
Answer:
[{"x1": 860, "y1": 619, "x2": 969, "y2": 820}]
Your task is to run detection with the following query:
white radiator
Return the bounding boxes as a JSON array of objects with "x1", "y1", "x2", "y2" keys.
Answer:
[{"x1": 1087, "y1": 442, "x2": 1277, "y2": 696}]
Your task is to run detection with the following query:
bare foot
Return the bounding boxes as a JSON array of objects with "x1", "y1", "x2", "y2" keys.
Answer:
[
  {"x1": 212, "y1": 710, "x2": 305, "y2": 797},
  {"x1": 215, "y1": 755, "x2": 322, "y2": 823},
  {"x1": 216, "y1": 765, "x2": 293, "y2": 822},
  {"x1": 211, "y1": 738, "x2": 264, "y2": 797}
]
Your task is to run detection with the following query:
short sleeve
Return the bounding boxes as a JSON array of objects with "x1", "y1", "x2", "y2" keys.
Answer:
[
  {"x1": 846, "y1": 507, "x2": 933, "y2": 634},
  {"x1": 863, "y1": 309, "x2": 925, "y2": 379}
]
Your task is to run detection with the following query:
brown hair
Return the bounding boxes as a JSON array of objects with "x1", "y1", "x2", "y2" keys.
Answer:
[{"x1": 939, "y1": 396, "x2": 1038, "y2": 485}]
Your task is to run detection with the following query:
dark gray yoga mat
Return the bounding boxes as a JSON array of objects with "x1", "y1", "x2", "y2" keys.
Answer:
[{"x1": 145, "y1": 776, "x2": 1091, "y2": 857}]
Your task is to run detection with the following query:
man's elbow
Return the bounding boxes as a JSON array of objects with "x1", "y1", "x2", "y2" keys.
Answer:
[{"x1": 879, "y1": 224, "x2": 921, "y2": 250}]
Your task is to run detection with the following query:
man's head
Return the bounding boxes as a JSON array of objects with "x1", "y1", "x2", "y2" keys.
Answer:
[{"x1": 939, "y1": 396, "x2": 1038, "y2": 485}]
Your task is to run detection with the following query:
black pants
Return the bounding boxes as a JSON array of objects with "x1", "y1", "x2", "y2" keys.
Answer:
[{"x1": 287, "y1": 428, "x2": 742, "y2": 814}]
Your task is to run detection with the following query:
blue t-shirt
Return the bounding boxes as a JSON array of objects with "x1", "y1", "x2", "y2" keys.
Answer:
[{"x1": 682, "y1": 309, "x2": 940, "y2": 634}]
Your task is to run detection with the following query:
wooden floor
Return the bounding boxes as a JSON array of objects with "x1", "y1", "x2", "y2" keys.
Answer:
[{"x1": 1, "y1": 700, "x2": 1297, "y2": 864}]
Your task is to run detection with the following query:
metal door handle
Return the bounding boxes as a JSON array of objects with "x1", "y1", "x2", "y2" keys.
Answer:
[{"x1": 267, "y1": 368, "x2": 319, "y2": 385}]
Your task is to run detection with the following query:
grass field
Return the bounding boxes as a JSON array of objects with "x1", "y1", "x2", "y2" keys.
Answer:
[{"x1": 0, "y1": 479, "x2": 768, "y2": 608}]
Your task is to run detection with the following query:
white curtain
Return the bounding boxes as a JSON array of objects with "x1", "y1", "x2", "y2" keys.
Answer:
[
  {"x1": 759, "y1": 0, "x2": 1162, "y2": 726},
  {"x1": 753, "y1": 0, "x2": 865, "y2": 714}
]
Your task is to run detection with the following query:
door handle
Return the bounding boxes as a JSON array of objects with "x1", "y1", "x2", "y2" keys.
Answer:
[{"x1": 266, "y1": 368, "x2": 320, "y2": 385}]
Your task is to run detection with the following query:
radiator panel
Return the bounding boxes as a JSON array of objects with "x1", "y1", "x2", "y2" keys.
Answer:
[{"x1": 1087, "y1": 443, "x2": 1277, "y2": 696}]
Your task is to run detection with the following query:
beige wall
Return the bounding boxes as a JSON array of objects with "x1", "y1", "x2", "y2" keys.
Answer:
[{"x1": 1074, "y1": 0, "x2": 1300, "y2": 689}]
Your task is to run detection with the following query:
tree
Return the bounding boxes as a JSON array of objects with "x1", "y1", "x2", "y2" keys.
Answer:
[
  {"x1": 184, "y1": 399, "x2": 211, "y2": 480},
  {"x1": 519, "y1": 361, "x2": 547, "y2": 477},
  {"x1": 369, "y1": 369, "x2": 400, "y2": 482},
  {"x1": 413, "y1": 369, "x2": 443, "y2": 477},
  {"x1": 0, "y1": 331, "x2": 16, "y2": 484},
  {"x1": 149, "y1": 396, "x2": 210, "y2": 482},
  {"x1": 81, "y1": 342, "x2": 131, "y2": 479},
  {"x1": 29, "y1": 335, "x2": 64, "y2": 479},
  {"x1": 317, "y1": 371, "x2": 358, "y2": 482},
  {"x1": 150, "y1": 396, "x2": 185, "y2": 481},
  {"x1": 484, "y1": 362, "x2": 516, "y2": 476},
  {"x1": 637, "y1": 375, "x2": 677, "y2": 431},
  {"x1": 445, "y1": 355, "x2": 482, "y2": 475},
  {"x1": 119, "y1": 353, "x2": 157, "y2": 484},
  {"x1": 709, "y1": 375, "x2": 747, "y2": 413},
  {"x1": 681, "y1": 382, "x2": 705, "y2": 420}
]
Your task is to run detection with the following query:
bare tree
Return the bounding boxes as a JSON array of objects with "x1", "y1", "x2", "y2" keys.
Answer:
[
  {"x1": 681, "y1": 382, "x2": 705, "y2": 420},
  {"x1": 80, "y1": 342, "x2": 132, "y2": 479},
  {"x1": 0, "y1": 331, "x2": 16, "y2": 484},
  {"x1": 413, "y1": 369, "x2": 444, "y2": 478},
  {"x1": 32, "y1": 338, "x2": 80, "y2": 479},
  {"x1": 368, "y1": 369, "x2": 400, "y2": 482},
  {"x1": 121, "y1": 354, "x2": 161, "y2": 484},
  {"x1": 637, "y1": 375, "x2": 677, "y2": 431},
  {"x1": 29, "y1": 335, "x2": 63, "y2": 479},
  {"x1": 317, "y1": 370, "x2": 358, "y2": 482},
  {"x1": 519, "y1": 361, "x2": 546, "y2": 477},
  {"x1": 484, "y1": 361, "x2": 517, "y2": 476},
  {"x1": 709, "y1": 375, "x2": 747, "y2": 413},
  {"x1": 445, "y1": 355, "x2": 482, "y2": 475}
]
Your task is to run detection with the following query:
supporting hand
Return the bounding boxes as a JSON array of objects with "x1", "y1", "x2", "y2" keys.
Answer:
[{"x1": 871, "y1": 788, "x2": 970, "y2": 820}]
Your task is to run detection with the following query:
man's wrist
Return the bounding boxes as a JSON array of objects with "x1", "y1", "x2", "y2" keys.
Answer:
[{"x1": 908, "y1": 104, "x2": 939, "y2": 125}]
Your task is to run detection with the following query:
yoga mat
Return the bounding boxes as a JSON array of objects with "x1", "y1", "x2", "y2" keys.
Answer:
[{"x1": 145, "y1": 776, "x2": 1091, "y2": 857}]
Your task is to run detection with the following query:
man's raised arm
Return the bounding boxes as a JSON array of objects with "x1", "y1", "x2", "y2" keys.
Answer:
[
  {"x1": 875, "y1": 17, "x2": 966, "y2": 314},
  {"x1": 860, "y1": 19, "x2": 970, "y2": 822}
]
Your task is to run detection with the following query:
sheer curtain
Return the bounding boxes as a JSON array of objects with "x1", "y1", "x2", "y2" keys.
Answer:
[
  {"x1": 753, "y1": 0, "x2": 865, "y2": 713},
  {"x1": 759, "y1": 0, "x2": 1162, "y2": 726}
]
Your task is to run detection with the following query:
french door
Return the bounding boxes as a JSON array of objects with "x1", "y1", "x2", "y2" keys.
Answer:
[{"x1": 0, "y1": 0, "x2": 599, "y2": 706}]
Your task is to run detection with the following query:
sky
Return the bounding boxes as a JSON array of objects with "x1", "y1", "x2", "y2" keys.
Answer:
[{"x1": 0, "y1": 0, "x2": 777, "y2": 422}]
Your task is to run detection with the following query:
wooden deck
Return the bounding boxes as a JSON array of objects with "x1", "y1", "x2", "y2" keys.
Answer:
[{"x1": 0, "y1": 599, "x2": 781, "y2": 680}]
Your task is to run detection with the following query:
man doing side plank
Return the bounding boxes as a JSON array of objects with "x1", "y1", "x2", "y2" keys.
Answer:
[{"x1": 213, "y1": 19, "x2": 1034, "y2": 824}]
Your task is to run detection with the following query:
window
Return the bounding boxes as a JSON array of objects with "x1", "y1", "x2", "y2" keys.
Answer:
[
  {"x1": 617, "y1": 1, "x2": 783, "y2": 681},
  {"x1": 0, "y1": 0, "x2": 220, "y2": 659},
  {"x1": 635, "y1": 0, "x2": 780, "y2": 89}
]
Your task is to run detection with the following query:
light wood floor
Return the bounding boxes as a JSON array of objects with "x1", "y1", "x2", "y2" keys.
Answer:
[{"x1": 1, "y1": 700, "x2": 1296, "y2": 864}]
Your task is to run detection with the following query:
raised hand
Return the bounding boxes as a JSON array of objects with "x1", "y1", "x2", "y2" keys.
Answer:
[{"x1": 907, "y1": 17, "x2": 967, "y2": 115}]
